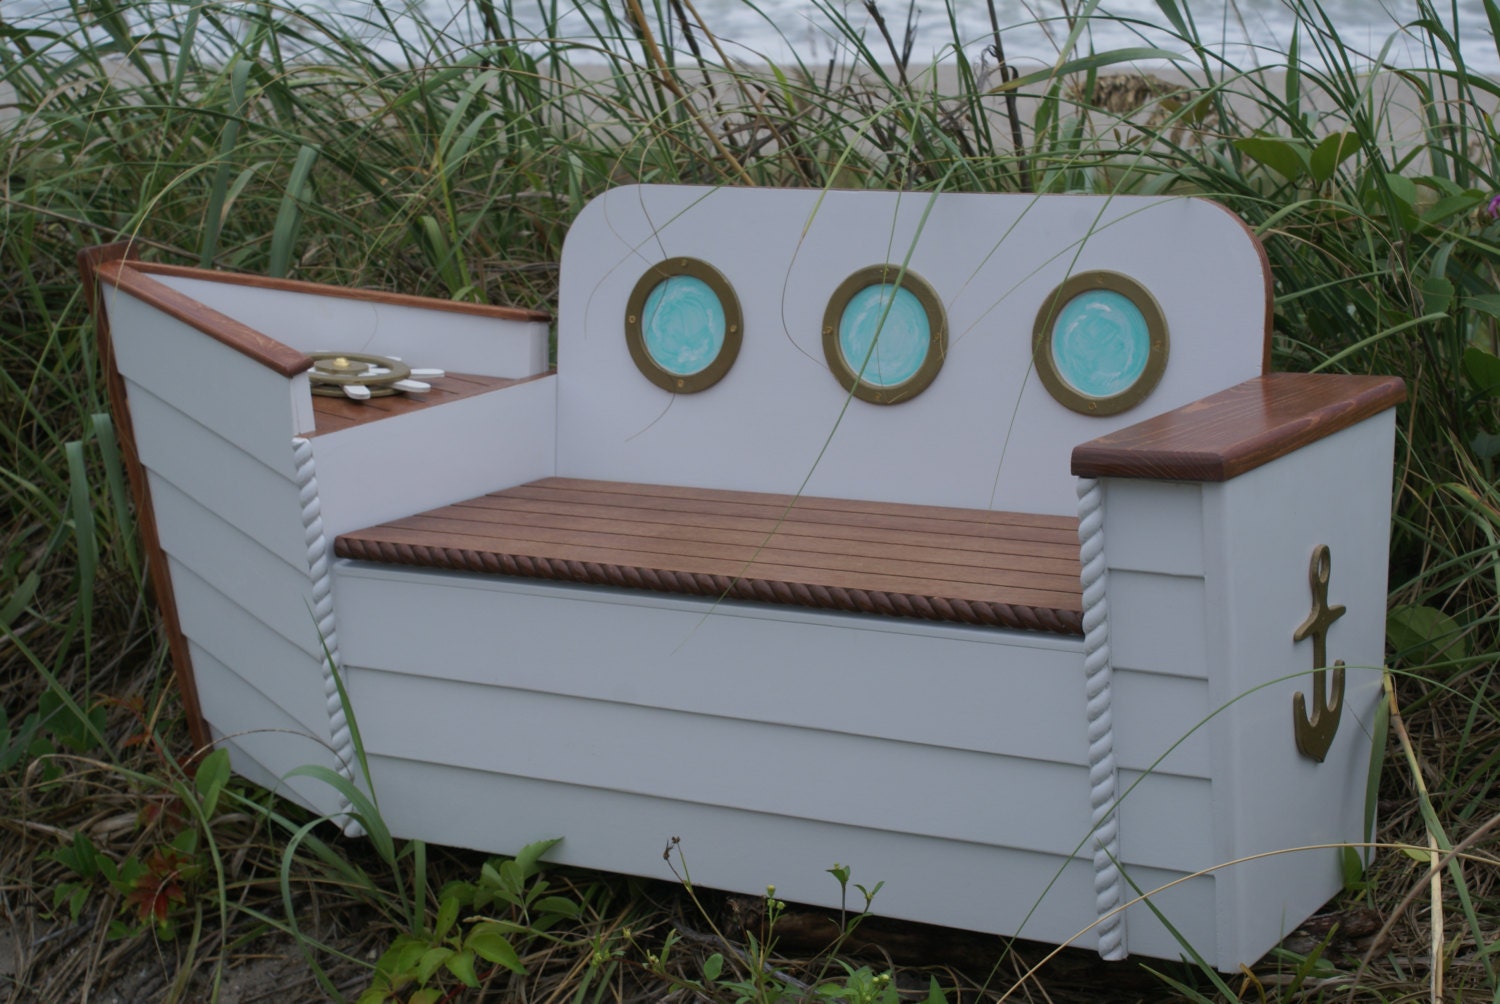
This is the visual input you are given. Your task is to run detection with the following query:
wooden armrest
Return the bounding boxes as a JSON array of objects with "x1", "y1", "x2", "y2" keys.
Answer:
[{"x1": 1071, "y1": 373, "x2": 1406, "y2": 482}]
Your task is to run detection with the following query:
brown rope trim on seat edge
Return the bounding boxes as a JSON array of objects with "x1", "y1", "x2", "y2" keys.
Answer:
[{"x1": 334, "y1": 537, "x2": 1084, "y2": 636}]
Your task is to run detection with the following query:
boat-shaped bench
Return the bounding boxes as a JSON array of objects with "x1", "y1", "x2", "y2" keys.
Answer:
[{"x1": 81, "y1": 185, "x2": 1404, "y2": 970}]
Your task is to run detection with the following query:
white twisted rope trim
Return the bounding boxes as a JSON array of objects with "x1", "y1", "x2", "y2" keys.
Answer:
[
  {"x1": 293, "y1": 437, "x2": 364, "y2": 837},
  {"x1": 1077, "y1": 476, "x2": 1125, "y2": 961}
]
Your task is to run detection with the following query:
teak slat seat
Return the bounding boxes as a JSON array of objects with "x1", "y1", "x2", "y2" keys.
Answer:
[{"x1": 335, "y1": 478, "x2": 1085, "y2": 634}]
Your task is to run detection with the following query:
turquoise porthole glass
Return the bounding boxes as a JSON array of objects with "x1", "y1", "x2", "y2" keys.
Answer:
[
  {"x1": 642, "y1": 276, "x2": 725, "y2": 376},
  {"x1": 626, "y1": 259, "x2": 742, "y2": 393},
  {"x1": 1033, "y1": 272, "x2": 1168, "y2": 415},
  {"x1": 838, "y1": 284, "x2": 930, "y2": 388},
  {"x1": 1050, "y1": 289, "x2": 1151, "y2": 398},
  {"x1": 823, "y1": 266, "x2": 946, "y2": 404}
]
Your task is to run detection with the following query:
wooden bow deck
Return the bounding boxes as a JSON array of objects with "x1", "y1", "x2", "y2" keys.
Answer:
[{"x1": 335, "y1": 478, "x2": 1084, "y2": 634}]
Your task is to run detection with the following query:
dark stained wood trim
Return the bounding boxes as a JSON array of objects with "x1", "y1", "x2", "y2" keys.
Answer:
[
  {"x1": 128, "y1": 260, "x2": 553, "y2": 324},
  {"x1": 1200, "y1": 199, "x2": 1274, "y2": 374},
  {"x1": 1071, "y1": 373, "x2": 1406, "y2": 482},
  {"x1": 337, "y1": 478, "x2": 1084, "y2": 636},
  {"x1": 77, "y1": 243, "x2": 209, "y2": 749},
  {"x1": 93, "y1": 260, "x2": 313, "y2": 377}
]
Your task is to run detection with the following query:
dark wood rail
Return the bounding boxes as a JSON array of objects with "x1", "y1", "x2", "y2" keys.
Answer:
[
  {"x1": 128, "y1": 260, "x2": 552, "y2": 324},
  {"x1": 92, "y1": 259, "x2": 315, "y2": 376},
  {"x1": 1071, "y1": 373, "x2": 1406, "y2": 482}
]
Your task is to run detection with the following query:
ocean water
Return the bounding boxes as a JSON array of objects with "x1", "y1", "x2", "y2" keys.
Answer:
[
  {"x1": 339, "y1": 0, "x2": 1499, "y2": 73},
  {"x1": 9, "y1": 0, "x2": 1498, "y2": 73}
]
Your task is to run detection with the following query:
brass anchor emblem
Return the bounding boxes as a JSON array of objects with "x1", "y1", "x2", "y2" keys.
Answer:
[{"x1": 1292, "y1": 545, "x2": 1346, "y2": 762}]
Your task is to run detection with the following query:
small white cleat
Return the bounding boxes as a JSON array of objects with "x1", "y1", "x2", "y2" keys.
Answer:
[
  {"x1": 342, "y1": 383, "x2": 372, "y2": 400},
  {"x1": 391, "y1": 379, "x2": 431, "y2": 394}
]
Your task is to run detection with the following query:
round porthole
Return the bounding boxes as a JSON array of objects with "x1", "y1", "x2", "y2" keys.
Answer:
[
  {"x1": 822, "y1": 265, "x2": 946, "y2": 405},
  {"x1": 625, "y1": 258, "x2": 742, "y2": 393},
  {"x1": 1032, "y1": 271, "x2": 1168, "y2": 416}
]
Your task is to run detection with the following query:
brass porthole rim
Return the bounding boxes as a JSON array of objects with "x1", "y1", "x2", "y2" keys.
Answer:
[
  {"x1": 625, "y1": 257, "x2": 743, "y2": 394},
  {"x1": 822, "y1": 264, "x2": 947, "y2": 406},
  {"x1": 1031, "y1": 270, "x2": 1169, "y2": 417}
]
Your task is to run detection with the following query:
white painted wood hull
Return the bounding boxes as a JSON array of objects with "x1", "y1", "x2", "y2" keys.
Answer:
[{"x1": 83, "y1": 185, "x2": 1401, "y2": 971}]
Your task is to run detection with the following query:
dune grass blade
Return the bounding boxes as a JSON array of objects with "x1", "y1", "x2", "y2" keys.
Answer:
[{"x1": 267, "y1": 144, "x2": 320, "y2": 277}]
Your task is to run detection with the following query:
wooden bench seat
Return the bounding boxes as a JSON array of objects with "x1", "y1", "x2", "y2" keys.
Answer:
[{"x1": 334, "y1": 477, "x2": 1084, "y2": 634}]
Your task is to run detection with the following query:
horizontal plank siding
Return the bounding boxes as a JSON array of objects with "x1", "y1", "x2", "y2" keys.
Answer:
[
  {"x1": 360, "y1": 754, "x2": 1215, "y2": 960},
  {"x1": 1110, "y1": 670, "x2": 1212, "y2": 777},
  {"x1": 348, "y1": 667, "x2": 1095, "y2": 852},
  {"x1": 1105, "y1": 571, "x2": 1209, "y2": 680},
  {"x1": 191, "y1": 645, "x2": 341, "y2": 815},
  {"x1": 127, "y1": 383, "x2": 308, "y2": 571},
  {"x1": 1101, "y1": 481, "x2": 1204, "y2": 577},
  {"x1": 108, "y1": 290, "x2": 312, "y2": 473},
  {"x1": 169, "y1": 563, "x2": 328, "y2": 730},
  {"x1": 147, "y1": 476, "x2": 322, "y2": 653},
  {"x1": 346, "y1": 664, "x2": 1213, "y2": 872},
  {"x1": 334, "y1": 565, "x2": 1088, "y2": 765},
  {"x1": 362, "y1": 753, "x2": 1096, "y2": 947}
]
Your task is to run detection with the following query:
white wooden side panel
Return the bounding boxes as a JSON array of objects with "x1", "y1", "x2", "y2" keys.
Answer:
[
  {"x1": 1199, "y1": 413, "x2": 1395, "y2": 969},
  {"x1": 147, "y1": 475, "x2": 320, "y2": 653},
  {"x1": 150, "y1": 275, "x2": 551, "y2": 377},
  {"x1": 1107, "y1": 571, "x2": 1209, "y2": 680},
  {"x1": 335, "y1": 565, "x2": 1212, "y2": 873},
  {"x1": 1111, "y1": 669, "x2": 1212, "y2": 777},
  {"x1": 1103, "y1": 481, "x2": 1205, "y2": 576},
  {"x1": 191, "y1": 644, "x2": 340, "y2": 815},
  {"x1": 312, "y1": 375, "x2": 558, "y2": 537},
  {"x1": 350, "y1": 668, "x2": 1100, "y2": 855},
  {"x1": 334, "y1": 565, "x2": 1089, "y2": 765},
  {"x1": 361, "y1": 754, "x2": 1215, "y2": 961},
  {"x1": 168, "y1": 562, "x2": 327, "y2": 730},
  {"x1": 107, "y1": 291, "x2": 310, "y2": 472},
  {"x1": 1115, "y1": 770, "x2": 1213, "y2": 870},
  {"x1": 128, "y1": 385, "x2": 307, "y2": 571},
  {"x1": 557, "y1": 187, "x2": 1266, "y2": 516},
  {"x1": 338, "y1": 566, "x2": 1206, "y2": 779}
]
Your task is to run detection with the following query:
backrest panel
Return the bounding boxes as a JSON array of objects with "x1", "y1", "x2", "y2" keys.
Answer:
[{"x1": 558, "y1": 186, "x2": 1269, "y2": 516}]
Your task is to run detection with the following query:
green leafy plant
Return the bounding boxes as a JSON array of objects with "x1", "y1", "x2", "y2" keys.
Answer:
[{"x1": 359, "y1": 838, "x2": 580, "y2": 1004}]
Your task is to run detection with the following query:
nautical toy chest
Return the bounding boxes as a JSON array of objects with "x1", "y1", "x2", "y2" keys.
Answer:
[{"x1": 81, "y1": 185, "x2": 1403, "y2": 969}]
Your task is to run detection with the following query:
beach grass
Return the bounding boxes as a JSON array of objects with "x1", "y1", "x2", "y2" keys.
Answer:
[{"x1": 2, "y1": 0, "x2": 1499, "y2": 999}]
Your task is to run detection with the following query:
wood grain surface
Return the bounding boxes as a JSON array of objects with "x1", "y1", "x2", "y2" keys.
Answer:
[
  {"x1": 1071, "y1": 373, "x2": 1406, "y2": 481},
  {"x1": 311, "y1": 372, "x2": 548, "y2": 435},
  {"x1": 337, "y1": 477, "x2": 1085, "y2": 634}
]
